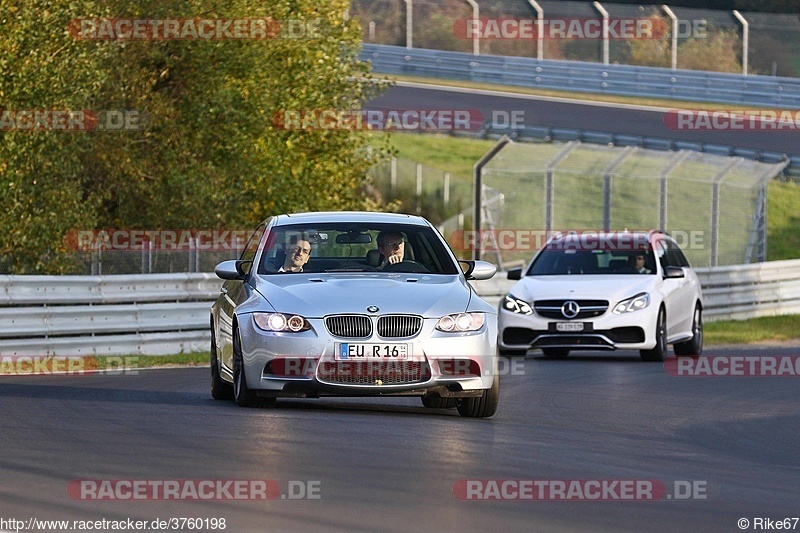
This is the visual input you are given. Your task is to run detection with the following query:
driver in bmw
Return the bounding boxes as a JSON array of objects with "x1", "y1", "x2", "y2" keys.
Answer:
[
  {"x1": 376, "y1": 231, "x2": 405, "y2": 270},
  {"x1": 277, "y1": 237, "x2": 312, "y2": 273}
]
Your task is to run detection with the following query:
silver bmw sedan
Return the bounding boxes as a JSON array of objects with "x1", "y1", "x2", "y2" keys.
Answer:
[{"x1": 210, "y1": 211, "x2": 499, "y2": 418}]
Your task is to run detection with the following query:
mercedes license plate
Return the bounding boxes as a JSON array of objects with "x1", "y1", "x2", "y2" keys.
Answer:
[{"x1": 555, "y1": 322, "x2": 584, "y2": 332}]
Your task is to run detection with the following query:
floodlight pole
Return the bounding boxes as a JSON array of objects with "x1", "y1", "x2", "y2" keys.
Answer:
[
  {"x1": 593, "y1": 2, "x2": 609, "y2": 65},
  {"x1": 404, "y1": 0, "x2": 413, "y2": 49},
  {"x1": 528, "y1": 0, "x2": 544, "y2": 60},
  {"x1": 465, "y1": 0, "x2": 480, "y2": 56},
  {"x1": 662, "y1": 5, "x2": 678, "y2": 70},
  {"x1": 733, "y1": 10, "x2": 749, "y2": 76}
]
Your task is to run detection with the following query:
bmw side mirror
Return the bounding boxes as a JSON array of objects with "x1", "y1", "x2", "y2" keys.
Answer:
[
  {"x1": 459, "y1": 260, "x2": 497, "y2": 280},
  {"x1": 215, "y1": 260, "x2": 248, "y2": 280}
]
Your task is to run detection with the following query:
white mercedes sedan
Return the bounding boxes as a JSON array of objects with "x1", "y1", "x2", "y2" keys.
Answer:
[{"x1": 498, "y1": 231, "x2": 703, "y2": 362}]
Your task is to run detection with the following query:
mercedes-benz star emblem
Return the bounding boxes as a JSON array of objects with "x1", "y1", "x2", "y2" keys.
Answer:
[
  {"x1": 561, "y1": 300, "x2": 580, "y2": 319},
  {"x1": 367, "y1": 305, "x2": 379, "y2": 313}
]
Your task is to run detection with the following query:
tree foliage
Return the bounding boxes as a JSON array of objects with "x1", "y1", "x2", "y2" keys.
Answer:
[
  {"x1": 626, "y1": 13, "x2": 743, "y2": 73},
  {"x1": 0, "y1": 0, "x2": 383, "y2": 273}
]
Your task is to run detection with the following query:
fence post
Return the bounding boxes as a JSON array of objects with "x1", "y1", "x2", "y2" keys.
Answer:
[
  {"x1": 443, "y1": 172, "x2": 451, "y2": 207},
  {"x1": 416, "y1": 163, "x2": 423, "y2": 214},
  {"x1": 746, "y1": 159, "x2": 789, "y2": 262},
  {"x1": 710, "y1": 158, "x2": 740, "y2": 267},
  {"x1": 733, "y1": 10, "x2": 749, "y2": 76},
  {"x1": 473, "y1": 135, "x2": 512, "y2": 260},
  {"x1": 662, "y1": 5, "x2": 678, "y2": 70},
  {"x1": 545, "y1": 141, "x2": 579, "y2": 232},
  {"x1": 602, "y1": 146, "x2": 635, "y2": 231},
  {"x1": 593, "y1": 2, "x2": 610, "y2": 65},
  {"x1": 189, "y1": 237, "x2": 195, "y2": 273},
  {"x1": 391, "y1": 156, "x2": 397, "y2": 194},
  {"x1": 91, "y1": 245, "x2": 100, "y2": 276},
  {"x1": 528, "y1": 1, "x2": 544, "y2": 60},
  {"x1": 404, "y1": 0, "x2": 413, "y2": 49},
  {"x1": 659, "y1": 151, "x2": 690, "y2": 231},
  {"x1": 464, "y1": 0, "x2": 480, "y2": 56}
]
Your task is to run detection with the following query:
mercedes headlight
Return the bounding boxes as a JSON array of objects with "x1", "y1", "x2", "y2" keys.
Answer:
[
  {"x1": 612, "y1": 293, "x2": 650, "y2": 314},
  {"x1": 502, "y1": 294, "x2": 533, "y2": 315}
]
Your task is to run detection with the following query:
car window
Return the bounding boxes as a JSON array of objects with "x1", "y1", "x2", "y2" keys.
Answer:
[
  {"x1": 664, "y1": 238, "x2": 691, "y2": 268},
  {"x1": 655, "y1": 241, "x2": 669, "y2": 270},
  {"x1": 238, "y1": 222, "x2": 266, "y2": 275},
  {"x1": 527, "y1": 240, "x2": 656, "y2": 275},
  {"x1": 256, "y1": 223, "x2": 459, "y2": 275}
]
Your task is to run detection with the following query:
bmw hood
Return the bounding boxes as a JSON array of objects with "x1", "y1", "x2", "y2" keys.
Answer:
[
  {"x1": 251, "y1": 273, "x2": 473, "y2": 318},
  {"x1": 511, "y1": 275, "x2": 656, "y2": 303}
]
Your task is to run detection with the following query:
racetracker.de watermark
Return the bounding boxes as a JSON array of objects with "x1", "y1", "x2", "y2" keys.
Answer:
[
  {"x1": 270, "y1": 109, "x2": 485, "y2": 132},
  {"x1": 665, "y1": 356, "x2": 800, "y2": 377},
  {"x1": 448, "y1": 229, "x2": 706, "y2": 252},
  {"x1": 453, "y1": 17, "x2": 706, "y2": 40},
  {"x1": 266, "y1": 357, "x2": 524, "y2": 379},
  {"x1": 0, "y1": 110, "x2": 143, "y2": 131},
  {"x1": 68, "y1": 18, "x2": 323, "y2": 40},
  {"x1": 64, "y1": 229, "x2": 252, "y2": 252},
  {"x1": 67, "y1": 479, "x2": 321, "y2": 500},
  {"x1": 0, "y1": 356, "x2": 139, "y2": 376},
  {"x1": 664, "y1": 109, "x2": 800, "y2": 131},
  {"x1": 453, "y1": 479, "x2": 707, "y2": 500}
]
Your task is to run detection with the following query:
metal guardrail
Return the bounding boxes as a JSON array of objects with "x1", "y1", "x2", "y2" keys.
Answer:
[
  {"x1": 361, "y1": 44, "x2": 800, "y2": 108},
  {"x1": 695, "y1": 259, "x2": 800, "y2": 320},
  {"x1": 0, "y1": 273, "x2": 221, "y2": 356},
  {"x1": 1, "y1": 262, "x2": 799, "y2": 356},
  {"x1": 0, "y1": 273, "x2": 221, "y2": 305}
]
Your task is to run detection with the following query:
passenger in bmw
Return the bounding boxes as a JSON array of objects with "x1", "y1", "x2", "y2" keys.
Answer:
[{"x1": 277, "y1": 237, "x2": 312, "y2": 273}]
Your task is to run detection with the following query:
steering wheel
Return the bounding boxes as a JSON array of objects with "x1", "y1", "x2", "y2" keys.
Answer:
[{"x1": 382, "y1": 260, "x2": 430, "y2": 273}]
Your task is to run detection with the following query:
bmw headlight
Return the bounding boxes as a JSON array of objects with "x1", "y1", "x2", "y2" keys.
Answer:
[
  {"x1": 436, "y1": 312, "x2": 485, "y2": 332},
  {"x1": 612, "y1": 293, "x2": 650, "y2": 314},
  {"x1": 502, "y1": 294, "x2": 533, "y2": 315},
  {"x1": 253, "y1": 312, "x2": 310, "y2": 332}
]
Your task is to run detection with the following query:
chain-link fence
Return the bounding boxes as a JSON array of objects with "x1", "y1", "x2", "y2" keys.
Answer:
[
  {"x1": 369, "y1": 155, "x2": 473, "y2": 226},
  {"x1": 74, "y1": 247, "x2": 241, "y2": 275},
  {"x1": 351, "y1": 0, "x2": 800, "y2": 77},
  {"x1": 462, "y1": 139, "x2": 788, "y2": 269},
  {"x1": 20, "y1": 141, "x2": 786, "y2": 274}
]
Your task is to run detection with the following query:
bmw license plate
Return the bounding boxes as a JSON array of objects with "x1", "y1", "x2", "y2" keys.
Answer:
[
  {"x1": 555, "y1": 322, "x2": 584, "y2": 332},
  {"x1": 336, "y1": 343, "x2": 410, "y2": 360}
]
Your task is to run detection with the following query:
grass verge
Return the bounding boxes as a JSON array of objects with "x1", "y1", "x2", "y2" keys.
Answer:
[
  {"x1": 93, "y1": 352, "x2": 209, "y2": 369},
  {"x1": 704, "y1": 315, "x2": 800, "y2": 346}
]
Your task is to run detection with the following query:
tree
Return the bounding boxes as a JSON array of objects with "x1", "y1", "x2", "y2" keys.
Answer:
[{"x1": 0, "y1": 0, "x2": 383, "y2": 273}]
